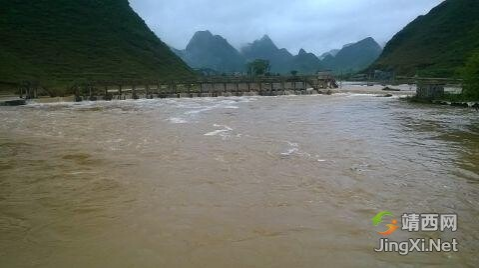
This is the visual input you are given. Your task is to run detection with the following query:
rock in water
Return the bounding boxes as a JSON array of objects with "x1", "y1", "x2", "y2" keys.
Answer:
[
  {"x1": 0, "y1": 99, "x2": 27, "y2": 106},
  {"x1": 382, "y1": 87, "x2": 401, "y2": 91}
]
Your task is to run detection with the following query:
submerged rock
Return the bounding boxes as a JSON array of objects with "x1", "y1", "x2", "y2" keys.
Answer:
[
  {"x1": 0, "y1": 99, "x2": 27, "y2": 106},
  {"x1": 377, "y1": 94, "x2": 393, "y2": 98},
  {"x1": 382, "y1": 86, "x2": 400, "y2": 92},
  {"x1": 450, "y1": 102, "x2": 469, "y2": 108}
]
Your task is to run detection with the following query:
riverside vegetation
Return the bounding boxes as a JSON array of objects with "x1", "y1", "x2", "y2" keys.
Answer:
[
  {"x1": 407, "y1": 51, "x2": 479, "y2": 104},
  {"x1": 460, "y1": 51, "x2": 479, "y2": 101}
]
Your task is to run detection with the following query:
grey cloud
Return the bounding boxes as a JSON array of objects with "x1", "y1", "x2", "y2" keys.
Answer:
[{"x1": 129, "y1": 0, "x2": 443, "y2": 55}]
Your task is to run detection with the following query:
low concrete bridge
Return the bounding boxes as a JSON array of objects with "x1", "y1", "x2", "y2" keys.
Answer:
[{"x1": 70, "y1": 75, "x2": 338, "y2": 101}]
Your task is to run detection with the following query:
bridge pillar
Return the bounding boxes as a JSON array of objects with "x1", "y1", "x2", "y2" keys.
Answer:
[
  {"x1": 132, "y1": 84, "x2": 138, "y2": 99},
  {"x1": 416, "y1": 83, "x2": 445, "y2": 100}
]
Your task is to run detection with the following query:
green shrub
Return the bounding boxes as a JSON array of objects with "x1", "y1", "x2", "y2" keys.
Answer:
[{"x1": 461, "y1": 51, "x2": 479, "y2": 100}]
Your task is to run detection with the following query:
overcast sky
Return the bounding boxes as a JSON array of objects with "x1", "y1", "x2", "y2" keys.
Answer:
[{"x1": 129, "y1": 0, "x2": 443, "y2": 55}]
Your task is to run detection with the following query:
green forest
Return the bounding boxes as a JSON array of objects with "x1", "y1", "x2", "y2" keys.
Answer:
[
  {"x1": 0, "y1": 0, "x2": 193, "y2": 92},
  {"x1": 371, "y1": 0, "x2": 479, "y2": 78}
]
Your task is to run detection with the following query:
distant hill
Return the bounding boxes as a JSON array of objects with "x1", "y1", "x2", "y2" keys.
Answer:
[
  {"x1": 241, "y1": 35, "x2": 294, "y2": 74},
  {"x1": 371, "y1": 0, "x2": 479, "y2": 77},
  {"x1": 290, "y1": 49, "x2": 323, "y2": 75},
  {"x1": 173, "y1": 31, "x2": 246, "y2": 73},
  {"x1": 0, "y1": 0, "x2": 193, "y2": 87},
  {"x1": 241, "y1": 35, "x2": 325, "y2": 74},
  {"x1": 175, "y1": 33, "x2": 322, "y2": 75},
  {"x1": 171, "y1": 32, "x2": 382, "y2": 76},
  {"x1": 319, "y1": 49, "x2": 340, "y2": 60},
  {"x1": 322, "y1": 37, "x2": 382, "y2": 74}
]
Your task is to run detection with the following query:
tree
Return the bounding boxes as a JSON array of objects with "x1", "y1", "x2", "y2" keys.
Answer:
[
  {"x1": 461, "y1": 51, "x2": 479, "y2": 100},
  {"x1": 290, "y1": 70, "x2": 298, "y2": 76},
  {"x1": 247, "y1": 59, "x2": 270, "y2": 76}
]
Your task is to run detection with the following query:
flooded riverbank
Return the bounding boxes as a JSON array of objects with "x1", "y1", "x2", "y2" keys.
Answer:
[{"x1": 0, "y1": 94, "x2": 478, "y2": 267}]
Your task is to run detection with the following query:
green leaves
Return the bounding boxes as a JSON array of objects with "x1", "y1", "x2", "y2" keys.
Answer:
[
  {"x1": 461, "y1": 51, "x2": 479, "y2": 100},
  {"x1": 247, "y1": 59, "x2": 271, "y2": 76}
]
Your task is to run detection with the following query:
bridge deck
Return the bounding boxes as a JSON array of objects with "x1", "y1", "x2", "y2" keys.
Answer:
[{"x1": 16, "y1": 75, "x2": 338, "y2": 100}]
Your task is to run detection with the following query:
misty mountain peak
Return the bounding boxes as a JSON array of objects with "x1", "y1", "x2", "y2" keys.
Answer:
[
  {"x1": 181, "y1": 30, "x2": 245, "y2": 72},
  {"x1": 358, "y1": 37, "x2": 380, "y2": 46},
  {"x1": 322, "y1": 37, "x2": 383, "y2": 73},
  {"x1": 298, "y1": 48, "x2": 307, "y2": 55},
  {"x1": 260, "y1": 34, "x2": 272, "y2": 42},
  {"x1": 192, "y1": 30, "x2": 213, "y2": 38},
  {"x1": 278, "y1": 48, "x2": 293, "y2": 57},
  {"x1": 186, "y1": 30, "x2": 227, "y2": 51},
  {"x1": 253, "y1": 34, "x2": 277, "y2": 48},
  {"x1": 241, "y1": 35, "x2": 279, "y2": 59}
]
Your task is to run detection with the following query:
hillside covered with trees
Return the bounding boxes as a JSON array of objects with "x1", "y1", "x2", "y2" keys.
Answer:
[
  {"x1": 371, "y1": 0, "x2": 479, "y2": 77},
  {"x1": 0, "y1": 0, "x2": 194, "y2": 89}
]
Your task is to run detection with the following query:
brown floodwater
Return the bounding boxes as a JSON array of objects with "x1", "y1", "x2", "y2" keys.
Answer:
[{"x1": 0, "y1": 94, "x2": 478, "y2": 267}]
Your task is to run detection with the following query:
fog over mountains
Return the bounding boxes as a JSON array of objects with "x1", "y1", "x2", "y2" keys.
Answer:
[
  {"x1": 172, "y1": 31, "x2": 383, "y2": 75},
  {"x1": 173, "y1": 31, "x2": 245, "y2": 73},
  {"x1": 130, "y1": 0, "x2": 442, "y2": 56},
  {"x1": 241, "y1": 35, "x2": 295, "y2": 74},
  {"x1": 322, "y1": 37, "x2": 383, "y2": 73}
]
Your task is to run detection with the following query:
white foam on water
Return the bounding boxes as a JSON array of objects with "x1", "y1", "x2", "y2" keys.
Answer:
[
  {"x1": 286, "y1": 141, "x2": 299, "y2": 147},
  {"x1": 27, "y1": 101, "x2": 74, "y2": 107},
  {"x1": 345, "y1": 93, "x2": 382, "y2": 97},
  {"x1": 67, "y1": 171, "x2": 97, "y2": 175},
  {"x1": 167, "y1": 117, "x2": 188, "y2": 124},
  {"x1": 185, "y1": 107, "x2": 215, "y2": 115},
  {"x1": 280, "y1": 147, "x2": 299, "y2": 156},
  {"x1": 184, "y1": 103, "x2": 239, "y2": 115},
  {"x1": 280, "y1": 141, "x2": 300, "y2": 156},
  {"x1": 204, "y1": 124, "x2": 233, "y2": 137},
  {"x1": 279, "y1": 141, "x2": 329, "y2": 162},
  {"x1": 204, "y1": 129, "x2": 229, "y2": 136}
]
